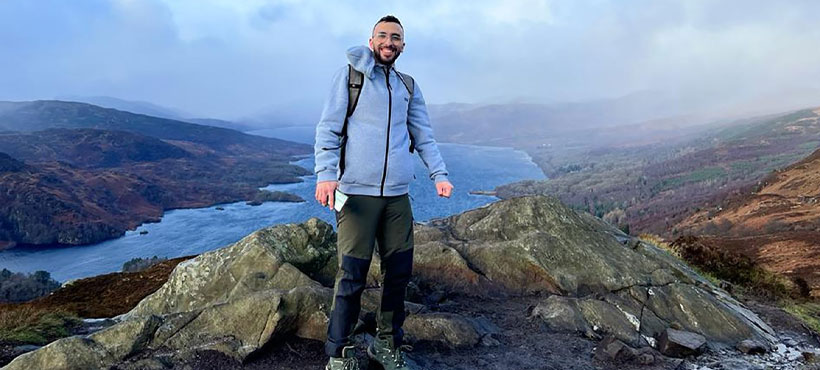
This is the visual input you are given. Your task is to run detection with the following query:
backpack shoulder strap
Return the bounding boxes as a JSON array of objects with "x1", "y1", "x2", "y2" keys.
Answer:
[
  {"x1": 337, "y1": 64, "x2": 364, "y2": 180},
  {"x1": 396, "y1": 71, "x2": 414, "y2": 97},
  {"x1": 346, "y1": 64, "x2": 364, "y2": 118},
  {"x1": 395, "y1": 70, "x2": 417, "y2": 153}
]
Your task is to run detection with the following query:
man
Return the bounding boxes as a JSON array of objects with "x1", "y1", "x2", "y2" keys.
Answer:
[{"x1": 314, "y1": 15, "x2": 453, "y2": 370}]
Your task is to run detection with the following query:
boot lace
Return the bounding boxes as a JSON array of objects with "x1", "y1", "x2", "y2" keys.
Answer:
[
  {"x1": 341, "y1": 358, "x2": 359, "y2": 370},
  {"x1": 390, "y1": 345, "x2": 413, "y2": 367}
]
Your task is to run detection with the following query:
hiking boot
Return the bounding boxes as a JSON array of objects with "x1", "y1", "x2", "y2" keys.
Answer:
[
  {"x1": 326, "y1": 346, "x2": 359, "y2": 370},
  {"x1": 367, "y1": 336, "x2": 414, "y2": 370}
]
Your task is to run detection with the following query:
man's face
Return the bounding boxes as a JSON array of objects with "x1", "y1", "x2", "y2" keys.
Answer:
[{"x1": 369, "y1": 21, "x2": 405, "y2": 65}]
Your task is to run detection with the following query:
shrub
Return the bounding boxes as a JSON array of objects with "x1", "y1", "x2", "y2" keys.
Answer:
[
  {"x1": 669, "y1": 236, "x2": 802, "y2": 300},
  {"x1": 0, "y1": 269, "x2": 61, "y2": 303},
  {"x1": 122, "y1": 255, "x2": 167, "y2": 273},
  {"x1": 0, "y1": 304, "x2": 82, "y2": 345}
]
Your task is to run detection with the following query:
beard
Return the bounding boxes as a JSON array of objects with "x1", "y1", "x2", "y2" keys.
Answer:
[{"x1": 373, "y1": 45, "x2": 401, "y2": 65}]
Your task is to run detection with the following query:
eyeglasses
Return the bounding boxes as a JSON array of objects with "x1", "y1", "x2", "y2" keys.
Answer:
[{"x1": 373, "y1": 32, "x2": 403, "y2": 42}]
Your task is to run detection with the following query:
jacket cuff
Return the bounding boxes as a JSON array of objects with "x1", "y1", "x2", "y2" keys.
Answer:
[
  {"x1": 433, "y1": 174, "x2": 449, "y2": 184},
  {"x1": 317, "y1": 170, "x2": 338, "y2": 182}
]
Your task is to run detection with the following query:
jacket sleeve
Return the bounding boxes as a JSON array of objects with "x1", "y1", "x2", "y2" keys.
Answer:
[
  {"x1": 313, "y1": 66, "x2": 349, "y2": 182},
  {"x1": 407, "y1": 81, "x2": 449, "y2": 183}
]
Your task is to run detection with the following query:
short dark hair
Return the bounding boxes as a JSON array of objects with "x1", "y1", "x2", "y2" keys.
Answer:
[{"x1": 373, "y1": 15, "x2": 403, "y2": 32}]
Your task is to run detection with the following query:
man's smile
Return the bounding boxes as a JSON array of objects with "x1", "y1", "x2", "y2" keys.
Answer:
[{"x1": 380, "y1": 46, "x2": 395, "y2": 57}]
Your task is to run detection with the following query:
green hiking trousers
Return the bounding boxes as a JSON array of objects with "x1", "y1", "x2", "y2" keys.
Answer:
[{"x1": 325, "y1": 193, "x2": 414, "y2": 357}]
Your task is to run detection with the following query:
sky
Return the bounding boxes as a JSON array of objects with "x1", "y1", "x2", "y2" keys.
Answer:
[{"x1": 1, "y1": 0, "x2": 820, "y2": 122}]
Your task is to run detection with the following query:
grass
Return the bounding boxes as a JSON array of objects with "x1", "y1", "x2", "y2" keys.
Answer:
[
  {"x1": 784, "y1": 302, "x2": 820, "y2": 335},
  {"x1": 0, "y1": 304, "x2": 82, "y2": 345},
  {"x1": 654, "y1": 166, "x2": 728, "y2": 193}
]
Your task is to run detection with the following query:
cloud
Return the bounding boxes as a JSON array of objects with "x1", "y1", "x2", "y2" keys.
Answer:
[{"x1": 1, "y1": 0, "x2": 819, "y2": 121}]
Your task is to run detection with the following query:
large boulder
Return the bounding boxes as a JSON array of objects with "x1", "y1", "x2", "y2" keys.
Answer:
[
  {"x1": 122, "y1": 218, "x2": 337, "y2": 319},
  {"x1": 3, "y1": 220, "x2": 339, "y2": 370},
  {"x1": 2, "y1": 336, "x2": 114, "y2": 370},
  {"x1": 409, "y1": 196, "x2": 778, "y2": 350}
]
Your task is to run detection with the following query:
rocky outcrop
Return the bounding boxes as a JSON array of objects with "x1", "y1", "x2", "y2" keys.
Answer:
[
  {"x1": 1, "y1": 196, "x2": 781, "y2": 370},
  {"x1": 415, "y1": 197, "x2": 777, "y2": 350}
]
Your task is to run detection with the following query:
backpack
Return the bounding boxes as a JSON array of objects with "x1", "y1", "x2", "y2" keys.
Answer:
[{"x1": 337, "y1": 64, "x2": 417, "y2": 179}]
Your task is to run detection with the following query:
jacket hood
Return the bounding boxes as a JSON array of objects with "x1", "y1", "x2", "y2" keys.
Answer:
[{"x1": 346, "y1": 45, "x2": 377, "y2": 79}]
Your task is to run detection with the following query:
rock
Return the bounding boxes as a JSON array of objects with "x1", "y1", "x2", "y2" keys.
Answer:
[
  {"x1": 594, "y1": 336, "x2": 637, "y2": 363},
  {"x1": 530, "y1": 295, "x2": 595, "y2": 338},
  {"x1": 781, "y1": 336, "x2": 798, "y2": 347},
  {"x1": 122, "y1": 218, "x2": 336, "y2": 318},
  {"x1": 2, "y1": 336, "x2": 115, "y2": 370},
  {"x1": 479, "y1": 334, "x2": 501, "y2": 347},
  {"x1": 736, "y1": 339, "x2": 768, "y2": 354},
  {"x1": 636, "y1": 353, "x2": 654, "y2": 365},
  {"x1": 715, "y1": 358, "x2": 764, "y2": 370},
  {"x1": 403, "y1": 312, "x2": 484, "y2": 348},
  {"x1": 419, "y1": 196, "x2": 777, "y2": 349},
  {"x1": 89, "y1": 314, "x2": 162, "y2": 360},
  {"x1": 773, "y1": 342, "x2": 803, "y2": 362},
  {"x1": 657, "y1": 328, "x2": 706, "y2": 358},
  {"x1": 803, "y1": 348, "x2": 820, "y2": 362},
  {"x1": 5, "y1": 196, "x2": 784, "y2": 368},
  {"x1": 411, "y1": 241, "x2": 495, "y2": 295}
]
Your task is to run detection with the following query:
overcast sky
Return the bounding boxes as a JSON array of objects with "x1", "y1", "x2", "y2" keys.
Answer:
[{"x1": 1, "y1": 0, "x2": 819, "y2": 121}]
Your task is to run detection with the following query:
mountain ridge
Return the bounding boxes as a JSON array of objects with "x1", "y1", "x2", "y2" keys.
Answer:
[{"x1": 0, "y1": 102, "x2": 312, "y2": 249}]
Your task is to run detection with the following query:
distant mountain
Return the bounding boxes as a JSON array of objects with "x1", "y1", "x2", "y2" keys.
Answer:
[
  {"x1": 53, "y1": 97, "x2": 262, "y2": 132},
  {"x1": 0, "y1": 100, "x2": 305, "y2": 156},
  {"x1": 0, "y1": 101, "x2": 312, "y2": 248},
  {"x1": 427, "y1": 91, "x2": 716, "y2": 147},
  {"x1": 56, "y1": 96, "x2": 189, "y2": 121},
  {"x1": 186, "y1": 118, "x2": 257, "y2": 132},
  {"x1": 497, "y1": 106, "x2": 820, "y2": 240}
]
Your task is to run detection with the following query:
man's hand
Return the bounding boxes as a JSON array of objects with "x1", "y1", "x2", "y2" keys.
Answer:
[
  {"x1": 436, "y1": 180, "x2": 453, "y2": 198},
  {"x1": 315, "y1": 181, "x2": 338, "y2": 210}
]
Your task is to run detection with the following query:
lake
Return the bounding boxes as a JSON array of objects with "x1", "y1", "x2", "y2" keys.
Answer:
[{"x1": 0, "y1": 126, "x2": 545, "y2": 282}]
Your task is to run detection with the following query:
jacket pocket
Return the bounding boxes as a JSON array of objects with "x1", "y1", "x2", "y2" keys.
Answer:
[
  {"x1": 385, "y1": 149, "x2": 414, "y2": 187},
  {"x1": 340, "y1": 131, "x2": 382, "y2": 186}
]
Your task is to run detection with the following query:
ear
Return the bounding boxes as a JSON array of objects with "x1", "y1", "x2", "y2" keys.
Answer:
[{"x1": 368, "y1": 38, "x2": 375, "y2": 51}]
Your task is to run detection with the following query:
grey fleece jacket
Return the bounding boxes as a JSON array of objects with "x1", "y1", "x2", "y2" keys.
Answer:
[{"x1": 313, "y1": 45, "x2": 449, "y2": 197}]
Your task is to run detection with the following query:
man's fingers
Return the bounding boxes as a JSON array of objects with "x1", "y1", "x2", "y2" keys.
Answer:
[{"x1": 315, "y1": 181, "x2": 338, "y2": 209}]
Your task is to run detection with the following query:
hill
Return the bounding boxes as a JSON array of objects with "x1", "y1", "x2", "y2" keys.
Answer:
[
  {"x1": 0, "y1": 100, "x2": 302, "y2": 156},
  {"x1": 0, "y1": 102, "x2": 312, "y2": 248},
  {"x1": 677, "y1": 144, "x2": 820, "y2": 296},
  {"x1": 497, "y1": 107, "x2": 820, "y2": 236}
]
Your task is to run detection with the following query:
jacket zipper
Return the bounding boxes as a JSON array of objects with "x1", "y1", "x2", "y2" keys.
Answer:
[{"x1": 379, "y1": 66, "x2": 392, "y2": 196}]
